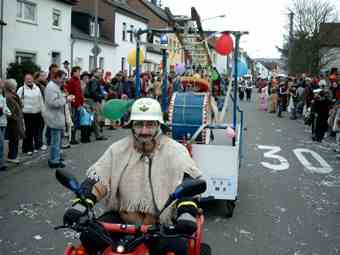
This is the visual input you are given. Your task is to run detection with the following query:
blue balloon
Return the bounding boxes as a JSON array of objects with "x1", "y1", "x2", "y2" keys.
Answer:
[{"x1": 232, "y1": 60, "x2": 248, "y2": 77}]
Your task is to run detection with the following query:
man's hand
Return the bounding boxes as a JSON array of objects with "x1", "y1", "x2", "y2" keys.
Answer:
[
  {"x1": 175, "y1": 199, "x2": 198, "y2": 235},
  {"x1": 63, "y1": 203, "x2": 87, "y2": 226}
]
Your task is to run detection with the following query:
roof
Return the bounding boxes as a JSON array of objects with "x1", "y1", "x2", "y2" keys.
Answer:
[
  {"x1": 110, "y1": 1, "x2": 148, "y2": 23},
  {"x1": 141, "y1": 0, "x2": 169, "y2": 21},
  {"x1": 56, "y1": 0, "x2": 79, "y2": 5},
  {"x1": 320, "y1": 23, "x2": 340, "y2": 47},
  {"x1": 72, "y1": 9, "x2": 105, "y2": 21},
  {"x1": 71, "y1": 25, "x2": 117, "y2": 47}
]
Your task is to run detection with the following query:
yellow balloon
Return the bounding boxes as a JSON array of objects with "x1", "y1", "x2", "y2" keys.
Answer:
[
  {"x1": 193, "y1": 73, "x2": 201, "y2": 79},
  {"x1": 127, "y1": 48, "x2": 144, "y2": 67}
]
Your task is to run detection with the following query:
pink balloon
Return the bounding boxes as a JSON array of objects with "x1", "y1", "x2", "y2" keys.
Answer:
[
  {"x1": 214, "y1": 33, "x2": 234, "y2": 56},
  {"x1": 225, "y1": 126, "x2": 236, "y2": 139}
]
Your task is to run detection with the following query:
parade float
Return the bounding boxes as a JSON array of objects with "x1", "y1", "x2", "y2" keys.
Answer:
[{"x1": 102, "y1": 7, "x2": 247, "y2": 218}]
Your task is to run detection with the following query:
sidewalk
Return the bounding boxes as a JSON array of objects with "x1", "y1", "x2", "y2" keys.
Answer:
[{"x1": 0, "y1": 128, "x2": 128, "y2": 177}]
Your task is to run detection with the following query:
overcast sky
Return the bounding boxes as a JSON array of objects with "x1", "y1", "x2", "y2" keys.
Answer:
[{"x1": 161, "y1": 0, "x2": 340, "y2": 59}]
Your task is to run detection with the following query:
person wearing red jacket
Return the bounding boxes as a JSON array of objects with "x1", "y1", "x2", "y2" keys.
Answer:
[{"x1": 65, "y1": 66, "x2": 84, "y2": 144}]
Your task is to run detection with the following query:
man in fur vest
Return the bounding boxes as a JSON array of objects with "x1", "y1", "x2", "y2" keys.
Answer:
[{"x1": 63, "y1": 98, "x2": 205, "y2": 254}]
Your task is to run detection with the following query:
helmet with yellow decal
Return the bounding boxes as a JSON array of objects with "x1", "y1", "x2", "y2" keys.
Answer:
[{"x1": 129, "y1": 97, "x2": 164, "y2": 124}]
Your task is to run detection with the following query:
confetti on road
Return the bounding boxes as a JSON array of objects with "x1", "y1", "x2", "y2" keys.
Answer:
[{"x1": 33, "y1": 235, "x2": 43, "y2": 240}]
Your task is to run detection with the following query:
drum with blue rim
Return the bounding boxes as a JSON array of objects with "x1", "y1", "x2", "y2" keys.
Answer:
[{"x1": 169, "y1": 92, "x2": 210, "y2": 144}]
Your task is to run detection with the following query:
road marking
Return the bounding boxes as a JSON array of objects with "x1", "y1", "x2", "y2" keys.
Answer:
[
  {"x1": 257, "y1": 145, "x2": 290, "y2": 171},
  {"x1": 293, "y1": 148, "x2": 333, "y2": 174}
]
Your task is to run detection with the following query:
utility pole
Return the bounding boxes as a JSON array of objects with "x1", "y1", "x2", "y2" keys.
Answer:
[
  {"x1": 135, "y1": 30, "x2": 141, "y2": 97},
  {"x1": 231, "y1": 31, "x2": 248, "y2": 146},
  {"x1": 232, "y1": 32, "x2": 240, "y2": 146},
  {"x1": 288, "y1": 11, "x2": 294, "y2": 76},
  {"x1": 161, "y1": 48, "x2": 168, "y2": 112},
  {"x1": 93, "y1": 0, "x2": 99, "y2": 69},
  {"x1": 0, "y1": 0, "x2": 5, "y2": 78}
]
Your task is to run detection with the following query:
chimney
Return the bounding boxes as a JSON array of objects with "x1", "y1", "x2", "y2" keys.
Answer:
[{"x1": 151, "y1": 0, "x2": 158, "y2": 6}]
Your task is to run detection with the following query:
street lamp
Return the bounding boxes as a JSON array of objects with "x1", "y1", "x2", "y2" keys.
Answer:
[{"x1": 201, "y1": 14, "x2": 226, "y2": 22}]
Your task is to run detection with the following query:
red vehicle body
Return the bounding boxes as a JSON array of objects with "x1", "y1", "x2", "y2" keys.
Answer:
[{"x1": 63, "y1": 214, "x2": 204, "y2": 255}]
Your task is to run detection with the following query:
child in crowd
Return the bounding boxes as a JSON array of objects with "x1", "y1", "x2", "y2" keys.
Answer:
[{"x1": 79, "y1": 104, "x2": 94, "y2": 143}]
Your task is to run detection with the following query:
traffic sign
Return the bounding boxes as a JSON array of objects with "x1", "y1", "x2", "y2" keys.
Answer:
[{"x1": 160, "y1": 34, "x2": 168, "y2": 45}]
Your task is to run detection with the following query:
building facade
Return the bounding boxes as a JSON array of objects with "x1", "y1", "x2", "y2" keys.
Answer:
[
  {"x1": 1, "y1": 0, "x2": 76, "y2": 76},
  {"x1": 320, "y1": 23, "x2": 340, "y2": 73},
  {"x1": 74, "y1": 0, "x2": 148, "y2": 74},
  {"x1": 114, "y1": 11, "x2": 147, "y2": 75},
  {"x1": 71, "y1": 9, "x2": 117, "y2": 72}
]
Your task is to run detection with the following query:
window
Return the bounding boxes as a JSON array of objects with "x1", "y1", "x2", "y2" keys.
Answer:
[
  {"x1": 90, "y1": 21, "x2": 100, "y2": 37},
  {"x1": 15, "y1": 51, "x2": 36, "y2": 63},
  {"x1": 17, "y1": 0, "x2": 37, "y2": 23},
  {"x1": 51, "y1": 52, "x2": 61, "y2": 65},
  {"x1": 52, "y1": 9, "x2": 61, "y2": 28},
  {"x1": 99, "y1": 57, "x2": 104, "y2": 70},
  {"x1": 130, "y1": 25, "x2": 134, "y2": 42},
  {"x1": 122, "y1": 22, "x2": 126, "y2": 41},
  {"x1": 89, "y1": 56, "x2": 95, "y2": 72}
]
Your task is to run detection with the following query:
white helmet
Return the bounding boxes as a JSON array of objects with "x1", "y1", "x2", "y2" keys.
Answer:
[{"x1": 130, "y1": 97, "x2": 164, "y2": 124}]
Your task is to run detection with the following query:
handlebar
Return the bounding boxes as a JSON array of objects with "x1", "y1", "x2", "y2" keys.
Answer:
[
  {"x1": 99, "y1": 222, "x2": 152, "y2": 235},
  {"x1": 55, "y1": 221, "x2": 193, "y2": 239}
]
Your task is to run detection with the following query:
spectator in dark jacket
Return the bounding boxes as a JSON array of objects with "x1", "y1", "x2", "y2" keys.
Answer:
[
  {"x1": 65, "y1": 66, "x2": 84, "y2": 144},
  {"x1": 84, "y1": 69, "x2": 106, "y2": 140},
  {"x1": 311, "y1": 90, "x2": 332, "y2": 142},
  {"x1": 4, "y1": 79, "x2": 25, "y2": 164}
]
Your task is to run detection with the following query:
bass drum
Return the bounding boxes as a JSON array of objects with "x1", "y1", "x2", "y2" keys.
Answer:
[{"x1": 169, "y1": 92, "x2": 211, "y2": 144}]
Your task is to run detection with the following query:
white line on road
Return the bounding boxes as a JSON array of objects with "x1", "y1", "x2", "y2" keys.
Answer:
[
  {"x1": 293, "y1": 148, "x2": 333, "y2": 174},
  {"x1": 257, "y1": 145, "x2": 290, "y2": 172}
]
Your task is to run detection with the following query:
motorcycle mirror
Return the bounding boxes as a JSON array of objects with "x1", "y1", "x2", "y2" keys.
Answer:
[
  {"x1": 172, "y1": 179, "x2": 207, "y2": 200},
  {"x1": 55, "y1": 169, "x2": 81, "y2": 195}
]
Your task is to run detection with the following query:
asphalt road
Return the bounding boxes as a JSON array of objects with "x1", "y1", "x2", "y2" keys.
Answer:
[{"x1": 0, "y1": 94, "x2": 339, "y2": 255}]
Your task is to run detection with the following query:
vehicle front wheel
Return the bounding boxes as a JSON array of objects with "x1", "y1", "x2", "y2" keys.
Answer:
[
  {"x1": 225, "y1": 200, "x2": 236, "y2": 218},
  {"x1": 200, "y1": 243, "x2": 211, "y2": 255}
]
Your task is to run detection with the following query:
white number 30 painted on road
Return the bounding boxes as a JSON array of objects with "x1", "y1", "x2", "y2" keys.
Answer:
[{"x1": 257, "y1": 145, "x2": 333, "y2": 174}]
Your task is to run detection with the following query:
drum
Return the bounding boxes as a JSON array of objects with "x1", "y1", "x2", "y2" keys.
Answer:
[{"x1": 169, "y1": 92, "x2": 210, "y2": 144}]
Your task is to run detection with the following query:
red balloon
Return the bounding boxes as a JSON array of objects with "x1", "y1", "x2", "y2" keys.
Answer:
[{"x1": 214, "y1": 33, "x2": 234, "y2": 55}]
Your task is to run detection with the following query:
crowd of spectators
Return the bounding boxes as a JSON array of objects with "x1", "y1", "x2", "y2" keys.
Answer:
[
  {"x1": 0, "y1": 62, "x2": 180, "y2": 171},
  {"x1": 255, "y1": 72, "x2": 340, "y2": 158}
]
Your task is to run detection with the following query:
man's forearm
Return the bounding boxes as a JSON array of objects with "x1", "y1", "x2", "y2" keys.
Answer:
[{"x1": 92, "y1": 182, "x2": 107, "y2": 201}]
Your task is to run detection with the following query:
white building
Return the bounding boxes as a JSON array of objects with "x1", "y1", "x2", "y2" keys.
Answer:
[
  {"x1": 211, "y1": 50, "x2": 230, "y2": 76},
  {"x1": 114, "y1": 11, "x2": 147, "y2": 75},
  {"x1": 72, "y1": 0, "x2": 148, "y2": 75},
  {"x1": 71, "y1": 9, "x2": 118, "y2": 73},
  {"x1": 144, "y1": 34, "x2": 162, "y2": 73},
  {"x1": 1, "y1": 0, "x2": 76, "y2": 76},
  {"x1": 255, "y1": 61, "x2": 271, "y2": 79},
  {"x1": 320, "y1": 23, "x2": 340, "y2": 73}
]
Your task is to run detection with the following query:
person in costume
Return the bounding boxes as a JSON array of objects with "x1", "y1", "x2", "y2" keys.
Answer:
[{"x1": 63, "y1": 98, "x2": 204, "y2": 254}]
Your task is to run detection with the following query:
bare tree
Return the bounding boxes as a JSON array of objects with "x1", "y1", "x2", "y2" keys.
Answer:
[
  {"x1": 280, "y1": 0, "x2": 338, "y2": 75},
  {"x1": 293, "y1": 0, "x2": 337, "y2": 35}
]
